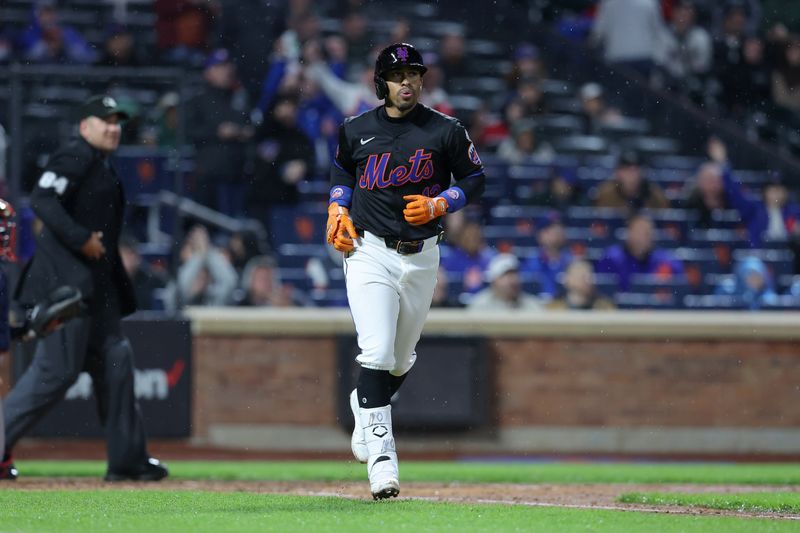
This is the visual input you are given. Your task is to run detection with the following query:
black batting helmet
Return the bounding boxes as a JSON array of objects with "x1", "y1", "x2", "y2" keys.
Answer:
[{"x1": 374, "y1": 42, "x2": 427, "y2": 100}]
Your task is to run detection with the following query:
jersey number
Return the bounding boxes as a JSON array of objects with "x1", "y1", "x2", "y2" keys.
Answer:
[
  {"x1": 422, "y1": 185, "x2": 442, "y2": 197},
  {"x1": 38, "y1": 171, "x2": 69, "y2": 196}
]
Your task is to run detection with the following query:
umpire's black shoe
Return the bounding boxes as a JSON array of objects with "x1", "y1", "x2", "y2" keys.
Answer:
[
  {"x1": 104, "y1": 457, "x2": 168, "y2": 482},
  {"x1": 0, "y1": 457, "x2": 18, "y2": 481}
]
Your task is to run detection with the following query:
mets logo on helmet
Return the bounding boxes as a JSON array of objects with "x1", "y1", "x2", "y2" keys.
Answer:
[{"x1": 397, "y1": 46, "x2": 409, "y2": 62}]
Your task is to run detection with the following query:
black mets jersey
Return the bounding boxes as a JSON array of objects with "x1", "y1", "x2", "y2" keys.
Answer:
[{"x1": 330, "y1": 104, "x2": 485, "y2": 240}]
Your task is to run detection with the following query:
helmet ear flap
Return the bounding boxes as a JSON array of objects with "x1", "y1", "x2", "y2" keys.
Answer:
[{"x1": 374, "y1": 75, "x2": 388, "y2": 100}]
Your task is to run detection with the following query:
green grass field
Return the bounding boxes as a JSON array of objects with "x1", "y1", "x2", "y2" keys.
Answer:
[
  {"x1": 14, "y1": 459, "x2": 800, "y2": 485},
  {"x1": 1, "y1": 460, "x2": 799, "y2": 533},
  {"x1": 620, "y1": 491, "x2": 800, "y2": 514}
]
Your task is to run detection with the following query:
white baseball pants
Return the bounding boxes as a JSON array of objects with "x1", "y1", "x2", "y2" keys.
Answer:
[{"x1": 344, "y1": 231, "x2": 439, "y2": 375}]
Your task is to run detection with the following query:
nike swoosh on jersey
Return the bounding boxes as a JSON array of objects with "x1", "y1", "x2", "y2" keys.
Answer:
[{"x1": 360, "y1": 137, "x2": 376, "y2": 145}]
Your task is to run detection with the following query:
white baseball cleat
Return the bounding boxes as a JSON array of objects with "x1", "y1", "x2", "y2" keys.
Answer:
[
  {"x1": 350, "y1": 389, "x2": 369, "y2": 463},
  {"x1": 368, "y1": 454, "x2": 400, "y2": 500}
]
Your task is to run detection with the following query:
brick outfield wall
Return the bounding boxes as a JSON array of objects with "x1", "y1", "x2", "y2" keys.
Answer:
[
  {"x1": 4, "y1": 309, "x2": 798, "y2": 454},
  {"x1": 187, "y1": 310, "x2": 800, "y2": 447}
]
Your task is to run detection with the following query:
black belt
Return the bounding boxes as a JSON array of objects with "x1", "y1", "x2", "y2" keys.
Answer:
[{"x1": 356, "y1": 229, "x2": 444, "y2": 255}]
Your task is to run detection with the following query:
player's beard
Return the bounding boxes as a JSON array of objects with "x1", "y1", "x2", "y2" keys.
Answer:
[{"x1": 388, "y1": 92, "x2": 418, "y2": 113}]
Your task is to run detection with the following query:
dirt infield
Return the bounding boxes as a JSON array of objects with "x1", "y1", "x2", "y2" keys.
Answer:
[{"x1": 7, "y1": 478, "x2": 800, "y2": 520}]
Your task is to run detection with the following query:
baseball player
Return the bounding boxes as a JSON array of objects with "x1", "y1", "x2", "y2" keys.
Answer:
[{"x1": 326, "y1": 43, "x2": 485, "y2": 499}]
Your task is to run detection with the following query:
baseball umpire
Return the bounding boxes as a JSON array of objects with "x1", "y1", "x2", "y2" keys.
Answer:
[
  {"x1": 1, "y1": 95, "x2": 168, "y2": 482},
  {"x1": 327, "y1": 43, "x2": 485, "y2": 499}
]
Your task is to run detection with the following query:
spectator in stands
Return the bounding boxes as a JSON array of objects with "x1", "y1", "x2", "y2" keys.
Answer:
[
  {"x1": 515, "y1": 77, "x2": 548, "y2": 117},
  {"x1": 547, "y1": 259, "x2": 616, "y2": 310},
  {"x1": 772, "y1": 37, "x2": 800, "y2": 113},
  {"x1": 119, "y1": 234, "x2": 169, "y2": 311},
  {"x1": 224, "y1": 230, "x2": 265, "y2": 275},
  {"x1": 496, "y1": 119, "x2": 556, "y2": 165},
  {"x1": 526, "y1": 166, "x2": 586, "y2": 211},
  {"x1": 683, "y1": 161, "x2": 729, "y2": 229},
  {"x1": 596, "y1": 214, "x2": 685, "y2": 291},
  {"x1": 144, "y1": 91, "x2": 180, "y2": 148},
  {"x1": 340, "y1": 11, "x2": 371, "y2": 72},
  {"x1": 712, "y1": 3, "x2": 750, "y2": 115},
  {"x1": 235, "y1": 255, "x2": 303, "y2": 307},
  {"x1": 430, "y1": 267, "x2": 462, "y2": 308},
  {"x1": 710, "y1": 137, "x2": 800, "y2": 247},
  {"x1": 419, "y1": 53, "x2": 455, "y2": 116},
  {"x1": 97, "y1": 23, "x2": 142, "y2": 67},
  {"x1": 578, "y1": 82, "x2": 623, "y2": 134},
  {"x1": 187, "y1": 49, "x2": 254, "y2": 216},
  {"x1": 469, "y1": 104, "x2": 508, "y2": 151},
  {"x1": 660, "y1": 1, "x2": 713, "y2": 84},
  {"x1": 303, "y1": 40, "x2": 378, "y2": 117},
  {"x1": 171, "y1": 225, "x2": 238, "y2": 308},
  {"x1": 17, "y1": 0, "x2": 97, "y2": 64},
  {"x1": 739, "y1": 36, "x2": 773, "y2": 111},
  {"x1": 521, "y1": 211, "x2": 574, "y2": 298},
  {"x1": 590, "y1": 0, "x2": 668, "y2": 77},
  {"x1": 155, "y1": 0, "x2": 220, "y2": 67},
  {"x1": 594, "y1": 150, "x2": 670, "y2": 211},
  {"x1": 710, "y1": 0, "x2": 762, "y2": 38},
  {"x1": 440, "y1": 221, "x2": 496, "y2": 295},
  {"x1": 506, "y1": 43, "x2": 546, "y2": 90},
  {"x1": 467, "y1": 254, "x2": 544, "y2": 311},
  {"x1": 439, "y1": 32, "x2": 470, "y2": 92},
  {"x1": 247, "y1": 94, "x2": 314, "y2": 221},
  {"x1": 715, "y1": 255, "x2": 779, "y2": 310}
]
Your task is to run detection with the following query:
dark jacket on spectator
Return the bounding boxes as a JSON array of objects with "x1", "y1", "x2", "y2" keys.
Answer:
[
  {"x1": 594, "y1": 179, "x2": 670, "y2": 211},
  {"x1": 248, "y1": 117, "x2": 314, "y2": 207},
  {"x1": 187, "y1": 84, "x2": 251, "y2": 185}
]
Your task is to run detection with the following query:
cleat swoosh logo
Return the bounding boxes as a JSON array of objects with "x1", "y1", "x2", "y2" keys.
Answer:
[{"x1": 360, "y1": 137, "x2": 376, "y2": 145}]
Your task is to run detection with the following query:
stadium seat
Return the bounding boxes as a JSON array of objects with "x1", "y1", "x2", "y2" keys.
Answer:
[
  {"x1": 615, "y1": 291, "x2": 682, "y2": 309},
  {"x1": 596, "y1": 117, "x2": 650, "y2": 139},
  {"x1": 621, "y1": 136, "x2": 682, "y2": 159},
  {"x1": 551, "y1": 135, "x2": 610, "y2": 156},
  {"x1": 683, "y1": 294, "x2": 747, "y2": 310}
]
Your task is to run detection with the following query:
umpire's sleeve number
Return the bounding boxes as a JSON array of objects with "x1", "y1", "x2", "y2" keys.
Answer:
[{"x1": 38, "y1": 171, "x2": 69, "y2": 195}]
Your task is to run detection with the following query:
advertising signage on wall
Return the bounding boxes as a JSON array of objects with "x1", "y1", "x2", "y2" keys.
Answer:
[
  {"x1": 14, "y1": 316, "x2": 192, "y2": 438},
  {"x1": 337, "y1": 335, "x2": 490, "y2": 432}
]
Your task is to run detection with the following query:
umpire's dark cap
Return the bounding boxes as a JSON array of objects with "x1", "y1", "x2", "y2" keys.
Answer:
[{"x1": 80, "y1": 95, "x2": 129, "y2": 121}]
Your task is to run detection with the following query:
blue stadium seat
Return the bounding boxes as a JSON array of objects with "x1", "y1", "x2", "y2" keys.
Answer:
[
  {"x1": 628, "y1": 274, "x2": 690, "y2": 300},
  {"x1": 683, "y1": 294, "x2": 747, "y2": 310},
  {"x1": 615, "y1": 291, "x2": 682, "y2": 309},
  {"x1": 268, "y1": 204, "x2": 327, "y2": 246}
]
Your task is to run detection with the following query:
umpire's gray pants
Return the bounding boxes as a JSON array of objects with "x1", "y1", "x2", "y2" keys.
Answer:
[{"x1": 2, "y1": 316, "x2": 148, "y2": 471}]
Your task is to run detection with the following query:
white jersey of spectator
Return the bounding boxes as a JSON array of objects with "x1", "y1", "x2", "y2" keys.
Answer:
[
  {"x1": 467, "y1": 287, "x2": 543, "y2": 311},
  {"x1": 591, "y1": 0, "x2": 668, "y2": 64},
  {"x1": 305, "y1": 62, "x2": 379, "y2": 116},
  {"x1": 175, "y1": 248, "x2": 238, "y2": 307},
  {"x1": 660, "y1": 18, "x2": 712, "y2": 79},
  {"x1": 466, "y1": 254, "x2": 544, "y2": 311}
]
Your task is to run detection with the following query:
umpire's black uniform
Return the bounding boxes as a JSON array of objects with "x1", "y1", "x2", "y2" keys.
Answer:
[{"x1": 3, "y1": 98, "x2": 160, "y2": 478}]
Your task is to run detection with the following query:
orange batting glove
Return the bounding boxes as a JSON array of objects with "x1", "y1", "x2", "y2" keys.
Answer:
[
  {"x1": 402, "y1": 195, "x2": 449, "y2": 226},
  {"x1": 326, "y1": 203, "x2": 358, "y2": 253}
]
